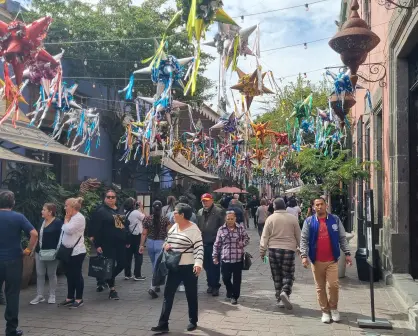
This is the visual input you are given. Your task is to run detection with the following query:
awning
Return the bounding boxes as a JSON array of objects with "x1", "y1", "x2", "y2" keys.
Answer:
[
  {"x1": 0, "y1": 120, "x2": 102, "y2": 160},
  {"x1": 174, "y1": 154, "x2": 218, "y2": 180},
  {"x1": 161, "y1": 157, "x2": 213, "y2": 184},
  {"x1": 0, "y1": 146, "x2": 52, "y2": 166}
]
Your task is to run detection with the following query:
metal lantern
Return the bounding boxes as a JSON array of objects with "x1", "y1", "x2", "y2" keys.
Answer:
[{"x1": 328, "y1": 0, "x2": 380, "y2": 87}]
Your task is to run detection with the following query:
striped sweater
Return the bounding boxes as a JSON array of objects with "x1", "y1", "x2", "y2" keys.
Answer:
[{"x1": 166, "y1": 223, "x2": 204, "y2": 268}]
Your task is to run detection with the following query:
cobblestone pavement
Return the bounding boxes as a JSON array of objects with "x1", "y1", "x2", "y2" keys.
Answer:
[{"x1": 0, "y1": 222, "x2": 415, "y2": 336}]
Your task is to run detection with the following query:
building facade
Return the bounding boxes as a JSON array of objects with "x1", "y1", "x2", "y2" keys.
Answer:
[{"x1": 339, "y1": 0, "x2": 418, "y2": 281}]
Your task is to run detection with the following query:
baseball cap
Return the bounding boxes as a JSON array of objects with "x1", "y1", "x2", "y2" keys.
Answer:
[{"x1": 201, "y1": 193, "x2": 213, "y2": 201}]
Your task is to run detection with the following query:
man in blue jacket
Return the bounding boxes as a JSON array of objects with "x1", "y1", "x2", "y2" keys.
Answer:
[{"x1": 300, "y1": 197, "x2": 352, "y2": 324}]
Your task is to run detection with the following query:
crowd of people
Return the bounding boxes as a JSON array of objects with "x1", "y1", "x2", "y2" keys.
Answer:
[{"x1": 0, "y1": 189, "x2": 352, "y2": 336}]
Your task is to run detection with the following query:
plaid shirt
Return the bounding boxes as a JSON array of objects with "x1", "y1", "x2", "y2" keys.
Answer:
[{"x1": 212, "y1": 223, "x2": 250, "y2": 263}]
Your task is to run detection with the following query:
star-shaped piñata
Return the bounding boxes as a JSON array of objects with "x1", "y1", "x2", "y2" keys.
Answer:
[{"x1": 231, "y1": 68, "x2": 274, "y2": 109}]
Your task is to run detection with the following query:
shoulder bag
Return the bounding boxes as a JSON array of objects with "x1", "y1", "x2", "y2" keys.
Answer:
[
  {"x1": 56, "y1": 231, "x2": 82, "y2": 263},
  {"x1": 164, "y1": 231, "x2": 195, "y2": 271},
  {"x1": 238, "y1": 226, "x2": 252, "y2": 270},
  {"x1": 39, "y1": 221, "x2": 60, "y2": 261}
]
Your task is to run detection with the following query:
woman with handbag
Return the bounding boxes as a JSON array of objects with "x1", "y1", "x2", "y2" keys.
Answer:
[
  {"x1": 151, "y1": 203, "x2": 203, "y2": 333},
  {"x1": 59, "y1": 197, "x2": 86, "y2": 309},
  {"x1": 212, "y1": 210, "x2": 250, "y2": 305},
  {"x1": 30, "y1": 203, "x2": 63, "y2": 305},
  {"x1": 123, "y1": 198, "x2": 146, "y2": 281}
]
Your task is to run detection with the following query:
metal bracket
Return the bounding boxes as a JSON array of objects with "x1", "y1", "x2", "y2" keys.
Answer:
[{"x1": 357, "y1": 62, "x2": 387, "y2": 88}]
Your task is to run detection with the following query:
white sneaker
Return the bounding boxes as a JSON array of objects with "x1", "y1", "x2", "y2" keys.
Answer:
[
  {"x1": 178, "y1": 285, "x2": 185, "y2": 292},
  {"x1": 124, "y1": 276, "x2": 132, "y2": 280},
  {"x1": 279, "y1": 292, "x2": 293, "y2": 310},
  {"x1": 321, "y1": 312, "x2": 331, "y2": 324},
  {"x1": 30, "y1": 295, "x2": 45, "y2": 305},
  {"x1": 48, "y1": 295, "x2": 56, "y2": 304},
  {"x1": 331, "y1": 309, "x2": 341, "y2": 322},
  {"x1": 277, "y1": 300, "x2": 285, "y2": 308}
]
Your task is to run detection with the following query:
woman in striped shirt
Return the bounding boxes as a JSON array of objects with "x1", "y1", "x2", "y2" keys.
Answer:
[{"x1": 151, "y1": 203, "x2": 203, "y2": 333}]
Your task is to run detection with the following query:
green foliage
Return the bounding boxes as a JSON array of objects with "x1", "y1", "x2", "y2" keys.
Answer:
[
  {"x1": 246, "y1": 185, "x2": 259, "y2": 196},
  {"x1": 294, "y1": 148, "x2": 377, "y2": 195},
  {"x1": 3, "y1": 165, "x2": 71, "y2": 228},
  {"x1": 256, "y1": 76, "x2": 330, "y2": 134}
]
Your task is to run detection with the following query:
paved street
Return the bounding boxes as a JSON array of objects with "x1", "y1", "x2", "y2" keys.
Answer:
[{"x1": 0, "y1": 224, "x2": 415, "y2": 336}]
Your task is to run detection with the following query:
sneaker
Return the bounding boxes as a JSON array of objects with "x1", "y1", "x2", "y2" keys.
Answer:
[
  {"x1": 231, "y1": 298, "x2": 238, "y2": 305},
  {"x1": 69, "y1": 300, "x2": 84, "y2": 309},
  {"x1": 279, "y1": 292, "x2": 293, "y2": 310},
  {"x1": 15, "y1": 330, "x2": 23, "y2": 336},
  {"x1": 59, "y1": 299, "x2": 75, "y2": 307},
  {"x1": 48, "y1": 295, "x2": 56, "y2": 304},
  {"x1": 321, "y1": 312, "x2": 331, "y2": 324},
  {"x1": 30, "y1": 295, "x2": 45, "y2": 305},
  {"x1": 109, "y1": 290, "x2": 120, "y2": 300},
  {"x1": 277, "y1": 300, "x2": 285, "y2": 308},
  {"x1": 124, "y1": 276, "x2": 132, "y2": 280},
  {"x1": 206, "y1": 287, "x2": 213, "y2": 294},
  {"x1": 148, "y1": 289, "x2": 158, "y2": 299},
  {"x1": 134, "y1": 276, "x2": 146, "y2": 281},
  {"x1": 187, "y1": 323, "x2": 197, "y2": 331},
  {"x1": 331, "y1": 309, "x2": 341, "y2": 322},
  {"x1": 155, "y1": 287, "x2": 161, "y2": 293},
  {"x1": 212, "y1": 288, "x2": 219, "y2": 297},
  {"x1": 178, "y1": 285, "x2": 185, "y2": 292},
  {"x1": 96, "y1": 285, "x2": 104, "y2": 293},
  {"x1": 151, "y1": 324, "x2": 169, "y2": 332}
]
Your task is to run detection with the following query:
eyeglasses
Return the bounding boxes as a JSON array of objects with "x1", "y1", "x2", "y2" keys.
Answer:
[{"x1": 106, "y1": 196, "x2": 116, "y2": 199}]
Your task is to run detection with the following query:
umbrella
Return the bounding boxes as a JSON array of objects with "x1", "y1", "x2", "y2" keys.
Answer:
[{"x1": 213, "y1": 186, "x2": 248, "y2": 194}]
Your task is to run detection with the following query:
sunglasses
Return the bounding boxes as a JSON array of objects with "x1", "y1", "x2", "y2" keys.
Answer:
[{"x1": 106, "y1": 195, "x2": 116, "y2": 199}]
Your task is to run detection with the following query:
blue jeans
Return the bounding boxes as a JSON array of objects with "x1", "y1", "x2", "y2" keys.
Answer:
[
  {"x1": 203, "y1": 244, "x2": 221, "y2": 289},
  {"x1": 147, "y1": 239, "x2": 164, "y2": 270},
  {"x1": 147, "y1": 239, "x2": 164, "y2": 289}
]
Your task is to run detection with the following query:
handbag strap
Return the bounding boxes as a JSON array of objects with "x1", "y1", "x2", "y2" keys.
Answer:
[
  {"x1": 58, "y1": 229, "x2": 82, "y2": 249},
  {"x1": 126, "y1": 211, "x2": 138, "y2": 234}
]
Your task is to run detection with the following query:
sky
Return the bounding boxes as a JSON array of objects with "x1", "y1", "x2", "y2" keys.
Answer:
[{"x1": 84, "y1": 0, "x2": 343, "y2": 117}]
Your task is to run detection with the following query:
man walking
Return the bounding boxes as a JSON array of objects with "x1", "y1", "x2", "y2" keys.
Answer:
[
  {"x1": 260, "y1": 198, "x2": 301, "y2": 310},
  {"x1": 300, "y1": 197, "x2": 352, "y2": 323},
  {"x1": 0, "y1": 190, "x2": 38, "y2": 336},
  {"x1": 94, "y1": 190, "x2": 127, "y2": 300},
  {"x1": 197, "y1": 193, "x2": 224, "y2": 296}
]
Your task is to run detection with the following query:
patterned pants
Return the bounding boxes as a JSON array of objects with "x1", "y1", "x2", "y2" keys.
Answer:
[{"x1": 268, "y1": 248, "x2": 296, "y2": 298}]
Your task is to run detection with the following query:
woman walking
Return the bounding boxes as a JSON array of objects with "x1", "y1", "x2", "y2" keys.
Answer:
[
  {"x1": 213, "y1": 210, "x2": 249, "y2": 305},
  {"x1": 151, "y1": 203, "x2": 203, "y2": 333},
  {"x1": 286, "y1": 198, "x2": 302, "y2": 218},
  {"x1": 124, "y1": 198, "x2": 146, "y2": 281},
  {"x1": 59, "y1": 197, "x2": 86, "y2": 309},
  {"x1": 255, "y1": 199, "x2": 269, "y2": 237},
  {"x1": 139, "y1": 200, "x2": 171, "y2": 298},
  {"x1": 30, "y1": 203, "x2": 63, "y2": 305},
  {"x1": 162, "y1": 196, "x2": 176, "y2": 218}
]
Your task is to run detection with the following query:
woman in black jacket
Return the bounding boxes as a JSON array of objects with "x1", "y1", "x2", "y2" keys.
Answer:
[{"x1": 30, "y1": 203, "x2": 63, "y2": 305}]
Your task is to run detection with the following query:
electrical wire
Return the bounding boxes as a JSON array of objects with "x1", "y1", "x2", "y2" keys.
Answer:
[{"x1": 231, "y1": 0, "x2": 331, "y2": 18}]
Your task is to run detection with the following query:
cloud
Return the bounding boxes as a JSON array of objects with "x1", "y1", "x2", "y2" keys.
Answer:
[{"x1": 200, "y1": 0, "x2": 342, "y2": 114}]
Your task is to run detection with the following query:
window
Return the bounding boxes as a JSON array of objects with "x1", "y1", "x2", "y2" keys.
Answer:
[{"x1": 363, "y1": 0, "x2": 371, "y2": 28}]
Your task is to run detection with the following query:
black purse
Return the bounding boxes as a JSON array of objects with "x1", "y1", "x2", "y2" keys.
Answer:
[
  {"x1": 56, "y1": 235, "x2": 82, "y2": 263},
  {"x1": 163, "y1": 233, "x2": 194, "y2": 271},
  {"x1": 242, "y1": 252, "x2": 253, "y2": 270}
]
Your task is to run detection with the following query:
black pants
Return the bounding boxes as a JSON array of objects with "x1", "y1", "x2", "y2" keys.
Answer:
[
  {"x1": 159, "y1": 265, "x2": 198, "y2": 326},
  {"x1": 125, "y1": 235, "x2": 143, "y2": 278},
  {"x1": 65, "y1": 253, "x2": 86, "y2": 300},
  {"x1": 203, "y1": 244, "x2": 221, "y2": 289},
  {"x1": 104, "y1": 246, "x2": 126, "y2": 288},
  {"x1": 0, "y1": 258, "x2": 22, "y2": 336},
  {"x1": 257, "y1": 223, "x2": 265, "y2": 237},
  {"x1": 221, "y1": 262, "x2": 243, "y2": 299}
]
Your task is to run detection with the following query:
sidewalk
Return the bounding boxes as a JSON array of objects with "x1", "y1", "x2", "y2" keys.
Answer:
[{"x1": 0, "y1": 223, "x2": 414, "y2": 336}]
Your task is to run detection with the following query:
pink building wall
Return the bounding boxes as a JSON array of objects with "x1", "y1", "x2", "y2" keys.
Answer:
[{"x1": 347, "y1": 1, "x2": 392, "y2": 218}]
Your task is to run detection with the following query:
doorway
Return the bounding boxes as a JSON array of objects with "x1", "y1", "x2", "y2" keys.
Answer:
[{"x1": 408, "y1": 47, "x2": 418, "y2": 279}]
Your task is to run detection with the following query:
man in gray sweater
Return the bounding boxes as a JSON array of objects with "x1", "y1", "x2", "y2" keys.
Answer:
[
  {"x1": 260, "y1": 198, "x2": 301, "y2": 310},
  {"x1": 197, "y1": 193, "x2": 224, "y2": 296}
]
